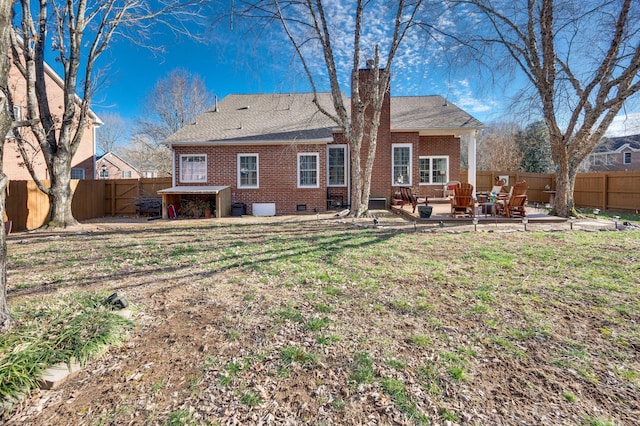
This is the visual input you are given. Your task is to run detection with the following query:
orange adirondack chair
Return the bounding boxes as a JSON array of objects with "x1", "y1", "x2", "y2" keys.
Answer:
[
  {"x1": 450, "y1": 183, "x2": 475, "y2": 217},
  {"x1": 495, "y1": 181, "x2": 528, "y2": 218}
]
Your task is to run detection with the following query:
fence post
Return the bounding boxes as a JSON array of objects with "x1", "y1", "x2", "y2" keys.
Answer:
[
  {"x1": 602, "y1": 174, "x2": 608, "y2": 211},
  {"x1": 110, "y1": 180, "x2": 116, "y2": 217}
]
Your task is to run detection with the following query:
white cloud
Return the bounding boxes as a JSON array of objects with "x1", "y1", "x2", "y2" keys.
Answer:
[
  {"x1": 605, "y1": 113, "x2": 640, "y2": 137},
  {"x1": 446, "y1": 79, "x2": 497, "y2": 115}
]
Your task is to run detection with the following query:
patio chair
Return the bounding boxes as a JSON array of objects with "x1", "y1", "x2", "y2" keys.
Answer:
[
  {"x1": 400, "y1": 187, "x2": 428, "y2": 213},
  {"x1": 495, "y1": 181, "x2": 528, "y2": 218},
  {"x1": 477, "y1": 179, "x2": 506, "y2": 203},
  {"x1": 443, "y1": 181, "x2": 460, "y2": 198},
  {"x1": 450, "y1": 183, "x2": 475, "y2": 217}
]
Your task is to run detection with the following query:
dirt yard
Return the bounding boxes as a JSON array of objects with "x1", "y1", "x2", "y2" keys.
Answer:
[{"x1": 3, "y1": 214, "x2": 640, "y2": 425}]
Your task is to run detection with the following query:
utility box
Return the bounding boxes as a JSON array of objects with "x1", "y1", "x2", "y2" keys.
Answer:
[{"x1": 253, "y1": 203, "x2": 276, "y2": 216}]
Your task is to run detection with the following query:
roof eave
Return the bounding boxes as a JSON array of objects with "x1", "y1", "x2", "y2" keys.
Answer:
[{"x1": 165, "y1": 138, "x2": 334, "y2": 147}]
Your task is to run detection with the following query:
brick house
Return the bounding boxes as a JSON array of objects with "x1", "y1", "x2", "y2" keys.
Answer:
[
  {"x1": 582, "y1": 134, "x2": 640, "y2": 172},
  {"x1": 95, "y1": 152, "x2": 141, "y2": 179},
  {"x1": 3, "y1": 59, "x2": 100, "y2": 181},
  {"x1": 161, "y1": 69, "x2": 484, "y2": 217}
]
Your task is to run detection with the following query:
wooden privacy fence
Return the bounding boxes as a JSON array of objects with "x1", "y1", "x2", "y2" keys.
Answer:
[
  {"x1": 103, "y1": 178, "x2": 173, "y2": 217},
  {"x1": 4, "y1": 172, "x2": 640, "y2": 232},
  {"x1": 463, "y1": 170, "x2": 640, "y2": 213},
  {"x1": 6, "y1": 177, "x2": 172, "y2": 232}
]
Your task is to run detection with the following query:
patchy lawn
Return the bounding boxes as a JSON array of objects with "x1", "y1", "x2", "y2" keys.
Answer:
[{"x1": 3, "y1": 217, "x2": 640, "y2": 425}]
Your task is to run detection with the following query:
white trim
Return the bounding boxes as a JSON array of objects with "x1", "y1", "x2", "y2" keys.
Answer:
[
  {"x1": 179, "y1": 154, "x2": 207, "y2": 183},
  {"x1": 418, "y1": 155, "x2": 449, "y2": 185},
  {"x1": 237, "y1": 153, "x2": 259, "y2": 188},
  {"x1": 392, "y1": 143, "x2": 412, "y2": 186},
  {"x1": 623, "y1": 151, "x2": 632, "y2": 164},
  {"x1": 326, "y1": 144, "x2": 347, "y2": 187},
  {"x1": 297, "y1": 152, "x2": 320, "y2": 188}
]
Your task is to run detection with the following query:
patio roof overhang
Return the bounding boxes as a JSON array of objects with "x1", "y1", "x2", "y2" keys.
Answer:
[{"x1": 158, "y1": 185, "x2": 230, "y2": 194}]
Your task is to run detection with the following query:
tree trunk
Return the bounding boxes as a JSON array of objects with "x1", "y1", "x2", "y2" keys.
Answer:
[
  {"x1": 350, "y1": 142, "x2": 364, "y2": 216},
  {"x1": 0, "y1": 0, "x2": 13, "y2": 331},
  {"x1": 0, "y1": 175, "x2": 9, "y2": 331},
  {"x1": 48, "y1": 156, "x2": 78, "y2": 227}
]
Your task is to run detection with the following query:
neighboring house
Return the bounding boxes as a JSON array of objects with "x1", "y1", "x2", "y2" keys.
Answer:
[
  {"x1": 162, "y1": 68, "x2": 484, "y2": 216},
  {"x1": 3, "y1": 59, "x2": 101, "y2": 181},
  {"x1": 582, "y1": 134, "x2": 640, "y2": 172},
  {"x1": 95, "y1": 152, "x2": 141, "y2": 179}
]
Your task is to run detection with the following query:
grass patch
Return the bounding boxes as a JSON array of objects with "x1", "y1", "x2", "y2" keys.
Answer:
[
  {"x1": 350, "y1": 352, "x2": 375, "y2": 384},
  {"x1": 240, "y1": 390, "x2": 262, "y2": 407},
  {"x1": 408, "y1": 334, "x2": 432, "y2": 348},
  {"x1": 0, "y1": 292, "x2": 132, "y2": 405},
  {"x1": 380, "y1": 377, "x2": 429, "y2": 424},
  {"x1": 305, "y1": 316, "x2": 331, "y2": 332},
  {"x1": 280, "y1": 346, "x2": 316, "y2": 365},
  {"x1": 274, "y1": 307, "x2": 304, "y2": 323}
]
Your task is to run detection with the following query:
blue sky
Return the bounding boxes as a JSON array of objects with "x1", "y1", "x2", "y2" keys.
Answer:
[
  {"x1": 88, "y1": 1, "x2": 640, "y2": 138},
  {"x1": 90, "y1": 2, "x2": 505, "y2": 128}
]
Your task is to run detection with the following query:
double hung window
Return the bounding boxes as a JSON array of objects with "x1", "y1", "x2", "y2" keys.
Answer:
[
  {"x1": 238, "y1": 154, "x2": 259, "y2": 188},
  {"x1": 392, "y1": 144, "x2": 412, "y2": 185},
  {"x1": 298, "y1": 153, "x2": 319, "y2": 188},
  {"x1": 180, "y1": 155, "x2": 207, "y2": 183}
]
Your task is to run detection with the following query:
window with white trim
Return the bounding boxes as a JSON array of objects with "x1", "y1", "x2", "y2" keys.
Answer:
[
  {"x1": 71, "y1": 168, "x2": 85, "y2": 179},
  {"x1": 298, "y1": 153, "x2": 319, "y2": 188},
  {"x1": 327, "y1": 145, "x2": 346, "y2": 186},
  {"x1": 238, "y1": 154, "x2": 259, "y2": 188},
  {"x1": 624, "y1": 152, "x2": 632, "y2": 164},
  {"x1": 392, "y1": 144, "x2": 412, "y2": 185},
  {"x1": 122, "y1": 170, "x2": 132, "y2": 178},
  {"x1": 419, "y1": 156, "x2": 449, "y2": 184},
  {"x1": 180, "y1": 154, "x2": 207, "y2": 183}
]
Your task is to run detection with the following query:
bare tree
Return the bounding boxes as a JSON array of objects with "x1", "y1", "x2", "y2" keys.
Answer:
[
  {"x1": 135, "y1": 69, "x2": 214, "y2": 142},
  {"x1": 233, "y1": 0, "x2": 425, "y2": 216},
  {"x1": 120, "y1": 134, "x2": 173, "y2": 177},
  {"x1": 10, "y1": 0, "x2": 204, "y2": 227},
  {"x1": 453, "y1": 0, "x2": 640, "y2": 216},
  {"x1": 477, "y1": 122, "x2": 523, "y2": 171},
  {"x1": 97, "y1": 112, "x2": 127, "y2": 155},
  {"x1": 0, "y1": 0, "x2": 14, "y2": 330},
  {"x1": 127, "y1": 69, "x2": 213, "y2": 177}
]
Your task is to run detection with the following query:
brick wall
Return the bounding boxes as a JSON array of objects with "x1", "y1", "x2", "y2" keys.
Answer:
[
  {"x1": 174, "y1": 144, "x2": 330, "y2": 215},
  {"x1": 3, "y1": 65, "x2": 96, "y2": 181},
  {"x1": 418, "y1": 135, "x2": 461, "y2": 198}
]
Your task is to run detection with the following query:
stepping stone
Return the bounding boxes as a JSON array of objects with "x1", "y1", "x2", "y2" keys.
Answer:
[
  {"x1": 114, "y1": 309, "x2": 132, "y2": 320},
  {"x1": 38, "y1": 359, "x2": 82, "y2": 390}
]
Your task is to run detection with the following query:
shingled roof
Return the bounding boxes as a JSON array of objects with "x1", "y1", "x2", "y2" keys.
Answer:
[
  {"x1": 164, "y1": 92, "x2": 484, "y2": 145},
  {"x1": 594, "y1": 134, "x2": 640, "y2": 153}
]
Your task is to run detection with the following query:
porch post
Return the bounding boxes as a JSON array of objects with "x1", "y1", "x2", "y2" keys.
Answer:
[{"x1": 467, "y1": 131, "x2": 477, "y2": 193}]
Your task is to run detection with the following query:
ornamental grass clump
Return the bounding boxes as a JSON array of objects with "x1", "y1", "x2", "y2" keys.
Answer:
[{"x1": 0, "y1": 293, "x2": 133, "y2": 408}]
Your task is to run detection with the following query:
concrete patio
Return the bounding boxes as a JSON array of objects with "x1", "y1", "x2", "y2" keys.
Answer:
[{"x1": 389, "y1": 197, "x2": 567, "y2": 225}]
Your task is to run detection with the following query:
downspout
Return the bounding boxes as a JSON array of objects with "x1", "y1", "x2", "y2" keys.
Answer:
[
  {"x1": 170, "y1": 144, "x2": 176, "y2": 187},
  {"x1": 347, "y1": 143, "x2": 351, "y2": 209}
]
